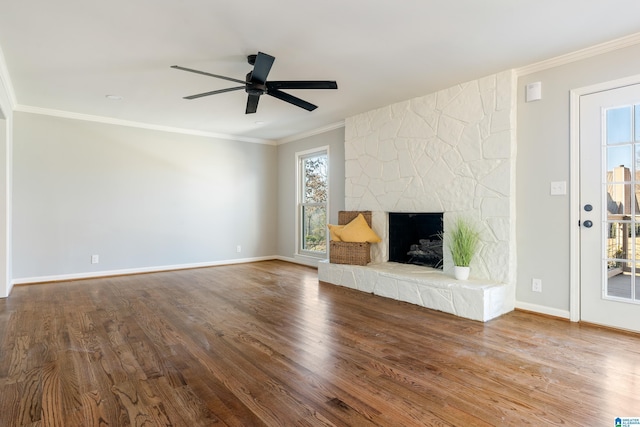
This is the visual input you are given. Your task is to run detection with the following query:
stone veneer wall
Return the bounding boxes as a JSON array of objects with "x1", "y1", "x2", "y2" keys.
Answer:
[{"x1": 344, "y1": 70, "x2": 516, "y2": 285}]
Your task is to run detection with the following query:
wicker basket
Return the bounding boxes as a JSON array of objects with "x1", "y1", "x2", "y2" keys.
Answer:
[
  {"x1": 338, "y1": 210, "x2": 372, "y2": 226},
  {"x1": 329, "y1": 241, "x2": 371, "y2": 265},
  {"x1": 329, "y1": 211, "x2": 372, "y2": 265}
]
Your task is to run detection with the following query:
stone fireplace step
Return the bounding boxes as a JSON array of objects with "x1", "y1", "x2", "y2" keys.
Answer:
[{"x1": 318, "y1": 261, "x2": 512, "y2": 322}]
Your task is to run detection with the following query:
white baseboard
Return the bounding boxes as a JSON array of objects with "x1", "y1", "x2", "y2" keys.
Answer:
[
  {"x1": 515, "y1": 301, "x2": 571, "y2": 320},
  {"x1": 11, "y1": 256, "x2": 277, "y2": 285},
  {"x1": 274, "y1": 255, "x2": 297, "y2": 264},
  {"x1": 274, "y1": 255, "x2": 324, "y2": 268}
]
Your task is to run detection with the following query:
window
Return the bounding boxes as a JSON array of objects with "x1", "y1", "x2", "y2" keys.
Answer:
[
  {"x1": 604, "y1": 104, "x2": 640, "y2": 301},
  {"x1": 297, "y1": 148, "x2": 328, "y2": 257}
]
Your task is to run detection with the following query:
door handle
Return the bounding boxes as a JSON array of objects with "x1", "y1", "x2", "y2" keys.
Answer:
[{"x1": 583, "y1": 220, "x2": 593, "y2": 228}]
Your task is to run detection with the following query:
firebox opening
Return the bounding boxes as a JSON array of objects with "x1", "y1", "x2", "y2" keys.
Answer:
[{"x1": 388, "y1": 212, "x2": 444, "y2": 268}]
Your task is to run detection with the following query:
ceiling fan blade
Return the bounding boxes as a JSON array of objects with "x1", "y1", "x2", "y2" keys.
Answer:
[
  {"x1": 250, "y1": 52, "x2": 275, "y2": 84},
  {"x1": 246, "y1": 94, "x2": 261, "y2": 114},
  {"x1": 267, "y1": 89, "x2": 317, "y2": 111},
  {"x1": 171, "y1": 65, "x2": 247, "y2": 85},
  {"x1": 184, "y1": 86, "x2": 245, "y2": 100},
  {"x1": 267, "y1": 81, "x2": 338, "y2": 90}
]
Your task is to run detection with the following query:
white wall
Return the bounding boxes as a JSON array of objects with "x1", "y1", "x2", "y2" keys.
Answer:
[
  {"x1": 0, "y1": 57, "x2": 12, "y2": 298},
  {"x1": 276, "y1": 126, "x2": 345, "y2": 264},
  {"x1": 0, "y1": 118, "x2": 8, "y2": 296},
  {"x1": 13, "y1": 112, "x2": 277, "y2": 281},
  {"x1": 516, "y1": 43, "x2": 640, "y2": 316}
]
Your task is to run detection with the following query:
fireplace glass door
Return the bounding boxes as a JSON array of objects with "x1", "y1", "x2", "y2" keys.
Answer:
[{"x1": 388, "y1": 213, "x2": 443, "y2": 268}]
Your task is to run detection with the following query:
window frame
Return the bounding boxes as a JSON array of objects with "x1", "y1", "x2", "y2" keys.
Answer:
[{"x1": 295, "y1": 146, "x2": 330, "y2": 260}]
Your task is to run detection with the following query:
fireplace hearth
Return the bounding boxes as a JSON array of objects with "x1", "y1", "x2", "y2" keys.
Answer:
[{"x1": 388, "y1": 212, "x2": 443, "y2": 268}]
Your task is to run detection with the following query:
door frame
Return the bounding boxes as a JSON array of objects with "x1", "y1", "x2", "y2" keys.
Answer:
[{"x1": 569, "y1": 73, "x2": 640, "y2": 322}]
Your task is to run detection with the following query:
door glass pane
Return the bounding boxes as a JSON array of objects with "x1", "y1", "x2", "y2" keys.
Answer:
[
  {"x1": 606, "y1": 184, "x2": 632, "y2": 216},
  {"x1": 636, "y1": 263, "x2": 640, "y2": 301},
  {"x1": 635, "y1": 144, "x2": 640, "y2": 174},
  {"x1": 636, "y1": 223, "x2": 640, "y2": 259},
  {"x1": 606, "y1": 221, "x2": 632, "y2": 259},
  {"x1": 607, "y1": 145, "x2": 632, "y2": 179},
  {"x1": 635, "y1": 184, "x2": 640, "y2": 219},
  {"x1": 606, "y1": 106, "x2": 632, "y2": 144},
  {"x1": 607, "y1": 261, "x2": 632, "y2": 298},
  {"x1": 635, "y1": 105, "x2": 640, "y2": 142}
]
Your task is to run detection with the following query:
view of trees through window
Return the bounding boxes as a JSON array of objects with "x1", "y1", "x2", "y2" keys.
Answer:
[{"x1": 300, "y1": 152, "x2": 327, "y2": 254}]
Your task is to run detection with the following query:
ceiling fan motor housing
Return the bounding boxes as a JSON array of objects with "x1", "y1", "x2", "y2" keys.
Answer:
[{"x1": 245, "y1": 71, "x2": 267, "y2": 95}]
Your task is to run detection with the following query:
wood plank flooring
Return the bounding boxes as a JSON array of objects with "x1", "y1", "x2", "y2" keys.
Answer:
[{"x1": 0, "y1": 260, "x2": 638, "y2": 426}]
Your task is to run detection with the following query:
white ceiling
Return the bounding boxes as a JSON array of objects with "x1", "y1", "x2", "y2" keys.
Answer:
[{"x1": 1, "y1": 1, "x2": 640, "y2": 142}]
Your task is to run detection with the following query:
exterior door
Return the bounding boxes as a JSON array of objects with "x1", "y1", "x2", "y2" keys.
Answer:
[{"x1": 580, "y1": 83, "x2": 640, "y2": 332}]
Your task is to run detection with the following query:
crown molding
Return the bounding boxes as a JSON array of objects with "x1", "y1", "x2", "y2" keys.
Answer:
[
  {"x1": 276, "y1": 120, "x2": 345, "y2": 145},
  {"x1": 14, "y1": 105, "x2": 277, "y2": 145},
  {"x1": 516, "y1": 31, "x2": 640, "y2": 76}
]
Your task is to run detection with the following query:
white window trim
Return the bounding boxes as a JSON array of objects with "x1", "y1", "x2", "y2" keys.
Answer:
[{"x1": 294, "y1": 146, "x2": 330, "y2": 265}]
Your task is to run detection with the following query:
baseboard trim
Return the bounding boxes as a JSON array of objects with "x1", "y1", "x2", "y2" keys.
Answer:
[
  {"x1": 514, "y1": 301, "x2": 571, "y2": 320},
  {"x1": 273, "y1": 255, "x2": 296, "y2": 263},
  {"x1": 273, "y1": 255, "x2": 322, "y2": 268},
  {"x1": 12, "y1": 256, "x2": 278, "y2": 285}
]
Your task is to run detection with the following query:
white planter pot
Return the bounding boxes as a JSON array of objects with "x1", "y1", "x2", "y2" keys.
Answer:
[{"x1": 454, "y1": 266, "x2": 470, "y2": 280}]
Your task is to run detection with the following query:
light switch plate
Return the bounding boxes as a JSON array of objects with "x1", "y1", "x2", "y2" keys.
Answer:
[{"x1": 550, "y1": 181, "x2": 567, "y2": 196}]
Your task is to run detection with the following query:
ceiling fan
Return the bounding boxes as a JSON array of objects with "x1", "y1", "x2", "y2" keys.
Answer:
[{"x1": 171, "y1": 52, "x2": 338, "y2": 114}]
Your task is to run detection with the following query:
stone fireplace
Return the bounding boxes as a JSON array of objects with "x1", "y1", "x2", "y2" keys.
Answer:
[
  {"x1": 319, "y1": 69, "x2": 517, "y2": 321},
  {"x1": 346, "y1": 70, "x2": 516, "y2": 284}
]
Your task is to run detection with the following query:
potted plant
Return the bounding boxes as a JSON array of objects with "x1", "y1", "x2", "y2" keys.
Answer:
[{"x1": 445, "y1": 217, "x2": 480, "y2": 280}]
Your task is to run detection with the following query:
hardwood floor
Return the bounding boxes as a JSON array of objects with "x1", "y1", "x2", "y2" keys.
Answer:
[{"x1": 0, "y1": 260, "x2": 638, "y2": 426}]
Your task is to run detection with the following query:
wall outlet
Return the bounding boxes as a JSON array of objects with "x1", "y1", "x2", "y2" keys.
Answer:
[
  {"x1": 532, "y1": 278, "x2": 542, "y2": 293},
  {"x1": 236, "y1": 245, "x2": 242, "y2": 253},
  {"x1": 91, "y1": 254, "x2": 99, "y2": 264}
]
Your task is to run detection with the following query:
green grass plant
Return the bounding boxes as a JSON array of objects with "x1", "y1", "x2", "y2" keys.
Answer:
[{"x1": 447, "y1": 217, "x2": 480, "y2": 267}]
